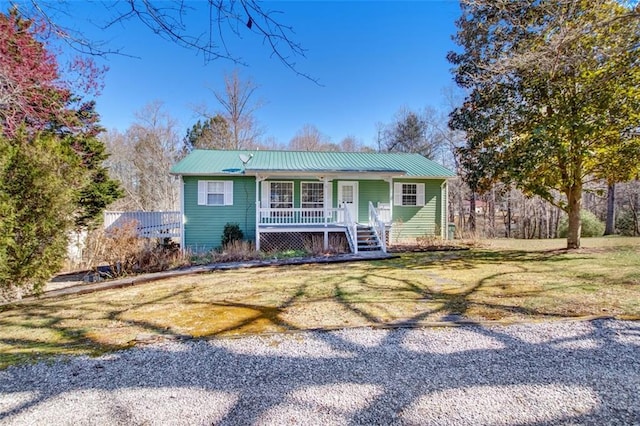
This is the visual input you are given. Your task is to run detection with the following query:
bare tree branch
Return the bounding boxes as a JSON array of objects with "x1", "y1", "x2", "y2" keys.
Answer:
[{"x1": 9, "y1": 0, "x2": 316, "y2": 82}]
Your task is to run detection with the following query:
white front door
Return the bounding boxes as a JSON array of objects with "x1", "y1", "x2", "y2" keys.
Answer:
[{"x1": 338, "y1": 181, "x2": 358, "y2": 223}]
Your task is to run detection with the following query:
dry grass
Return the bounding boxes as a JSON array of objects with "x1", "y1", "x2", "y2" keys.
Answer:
[{"x1": 1, "y1": 236, "x2": 639, "y2": 369}]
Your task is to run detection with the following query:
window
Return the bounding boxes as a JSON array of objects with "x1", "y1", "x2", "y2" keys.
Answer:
[
  {"x1": 197, "y1": 180, "x2": 233, "y2": 206},
  {"x1": 270, "y1": 182, "x2": 293, "y2": 209},
  {"x1": 402, "y1": 184, "x2": 418, "y2": 206},
  {"x1": 207, "y1": 181, "x2": 225, "y2": 205},
  {"x1": 301, "y1": 182, "x2": 324, "y2": 219},
  {"x1": 301, "y1": 182, "x2": 324, "y2": 209},
  {"x1": 394, "y1": 182, "x2": 425, "y2": 206}
]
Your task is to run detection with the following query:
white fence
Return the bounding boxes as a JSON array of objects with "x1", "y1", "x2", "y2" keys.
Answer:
[{"x1": 104, "y1": 211, "x2": 181, "y2": 239}]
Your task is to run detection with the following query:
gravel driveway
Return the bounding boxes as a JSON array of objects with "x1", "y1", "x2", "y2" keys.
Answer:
[{"x1": 1, "y1": 319, "x2": 639, "y2": 425}]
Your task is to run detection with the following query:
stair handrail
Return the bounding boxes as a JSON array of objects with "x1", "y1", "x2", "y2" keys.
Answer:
[
  {"x1": 342, "y1": 203, "x2": 358, "y2": 254},
  {"x1": 368, "y1": 201, "x2": 387, "y2": 253}
]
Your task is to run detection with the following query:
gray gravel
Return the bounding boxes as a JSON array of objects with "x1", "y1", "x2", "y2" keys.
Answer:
[{"x1": 1, "y1": 319, "x2": 639, "y2": 425}]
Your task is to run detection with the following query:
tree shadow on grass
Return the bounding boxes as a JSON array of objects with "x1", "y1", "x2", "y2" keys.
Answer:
[
  {"x1": 392, "y1": 248, "x2": 594, "y2": 272},
  {"x1": 0, "y1": 245, "x2": 628, "y2": 370},
  {"x1": 0, "y1": 250, "x2": 638, "y2": 422}
]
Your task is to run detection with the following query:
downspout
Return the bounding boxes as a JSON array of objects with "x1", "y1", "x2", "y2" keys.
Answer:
[
  {"x1": 441, "y1": 180, "x2": 448, "y2": 240},
  {"x1": 255, "y1": 175, "x2": 260, "y2": 251}
]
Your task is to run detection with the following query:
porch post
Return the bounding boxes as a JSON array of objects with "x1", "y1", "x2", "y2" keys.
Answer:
[
  {"x1": 255, "y1": 176, "x2": 261, "y2": 251},
  {"x1": 387, "y1": 177, "x2": 394, "y2": 242},
  {"x1": 323, "y1": 176, "x2": 329, "y2": 227},
  {"x1": 323, "y1": 176, "x2": 329, "y2": 251}
]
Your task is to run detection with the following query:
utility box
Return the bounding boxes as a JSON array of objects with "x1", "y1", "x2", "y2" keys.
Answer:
[{"x1": 447, "y1": 223, "x2": 456, "y2": 240}]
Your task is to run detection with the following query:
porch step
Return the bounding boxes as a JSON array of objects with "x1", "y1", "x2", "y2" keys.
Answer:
[{"x1": 356, "y1": 226, "x2": 383, "y2": 252}]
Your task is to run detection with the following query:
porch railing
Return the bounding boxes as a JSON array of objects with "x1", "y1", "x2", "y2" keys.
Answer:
[
  {"x1": 342, "y1": 205, "x2": 358, "y2": 254},
  {"x1": 377, "y1": 202, "x2": 392, "y2": 224},
  {"x1": 258, "y1": 207, "x2": 343, "y2": 226},
  {"x1": 368, "y1": 201, "x2": 387, "y2": 253},
  {"x1": 257, "y1": 206, "x2": 359, "y2": 253},
  {"x1": 104, "y1": 211, "x2": 181, "y2": 238}
]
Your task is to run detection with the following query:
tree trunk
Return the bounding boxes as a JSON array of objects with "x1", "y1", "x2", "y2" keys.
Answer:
[
  {"x1": 469, "y1": 192, "x2": 476, "y2": 232},
  {"x1": 489, "y1": 187, "x2": 496, "y2": 238},
  {"x1": 506, "y1": 192, "x2": 512, "y2": 238},
  {"x1": 604, "y1": 183, "x2": 616, "y2": 235},
  {"x1": 566, "y1": 185, "x2": 582, "y2": 249}
]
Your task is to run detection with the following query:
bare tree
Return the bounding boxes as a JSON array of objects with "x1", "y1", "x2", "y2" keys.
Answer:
[
  {"x1": 338, "y1": 135, "x2": 361, "y2": 152},
  {"x1": 101, "y1": 129, "x2": 141, "y2": 210},
  {"x1": 617, "y1": 180, "x2": 640, "y2": 236},
  {"x1": 289, "y1": 124, "x2": 334, "y2": 151},
  {"x1": 103, "y1": 101, "x2": 180, "y2": 211},
  {"x1": 211, "y1": 69, "x2": 263, "y2": 150},
  {"x1": 10, "y1": 0, "x2": 314, "y2": 81}
]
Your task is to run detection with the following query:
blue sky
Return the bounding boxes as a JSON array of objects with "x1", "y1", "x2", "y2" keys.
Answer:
[{"x1": 36, "y1": 1, "x2": 462, "y2": 148}]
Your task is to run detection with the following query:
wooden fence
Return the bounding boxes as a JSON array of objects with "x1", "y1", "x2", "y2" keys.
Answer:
[{"x1": 104, "y1": 211, "x2": 181, "y2": 239}]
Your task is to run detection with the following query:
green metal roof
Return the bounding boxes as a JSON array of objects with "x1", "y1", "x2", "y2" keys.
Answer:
[{"x1": 170, "y1": 149, "x2": 455, "y2": 178}]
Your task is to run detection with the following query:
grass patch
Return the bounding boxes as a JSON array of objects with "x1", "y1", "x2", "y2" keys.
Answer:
[{"x1": 1, "y1": 237, "x2": 639, "y2": 369}]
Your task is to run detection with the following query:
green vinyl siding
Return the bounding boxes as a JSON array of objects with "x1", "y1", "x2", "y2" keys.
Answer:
[
  {"x1": 182, "y1": 174, "x2": 447, "y2": 250},
  {"x1": 392, "y1": 179, "x2": 445, "y2": 240},
  {"x1": 357, "y1": 180, "x2": 390, "y2": 223},
  {"x1": 183, "y1": 175, "x2": 256, "y2": 252}
]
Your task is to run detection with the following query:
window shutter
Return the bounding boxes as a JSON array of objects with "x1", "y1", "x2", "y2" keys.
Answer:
[
  {"x1": 393, "y1": 183, "x2": 403, "y2": 206},
  {"x1": 417, "y1": 183, "x2": 425, "y2": 206},
  {"x1": 260, "y1": 181, "x2": 269, "y2": 219},
  {"x1": 261, "y1": 181, "x2": 270, "y2": 208},
  {"x1": 224, "y1": 181, "x2": 234, "y2": 205},
  {"x1": 198, "y1": 181, "x2": 207, "y2": 205}
]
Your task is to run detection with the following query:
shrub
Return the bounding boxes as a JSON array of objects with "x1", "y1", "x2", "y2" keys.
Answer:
[
  {"x1": 558, "y1": 210, "x2": 605, "y2": 238},
  {"x1": 616, "y1": 210, "x2": 639, "y2": 236},
  {"x1": 135, "y1": 237, "x2": 183, "y2": 273},
  {"x1": 303, "y1": 234, "x2": 325, "y2": 255},
  {"x1": 221, "y1": 223, "x2": 243, "y2": 247},
  {"x1": 84, "y1": 220, "x2": 185, "y2": 278},
  {"x1": 0, "y1": 134, "x2": 78, "y2": 299},
  {"x1": 101, "y1": 220, "x2": 147, "y2": 276},
  {"x1": 328, "y1": 233, "x2": 350, "y2": 253},
  {"x1": 213, "y1": 240, "x2": 260, "y2": 263}
]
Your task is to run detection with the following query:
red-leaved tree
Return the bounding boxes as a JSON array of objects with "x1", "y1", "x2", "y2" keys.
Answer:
[{"x1": 0, "y1": 8, "x2": 104, "y2": 137}]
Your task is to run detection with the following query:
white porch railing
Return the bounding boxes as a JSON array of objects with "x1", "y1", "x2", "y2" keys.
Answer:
[
  {"x1": 257, "y1": 206, "x2": 359, "y2": 253},
  {"x1": 258, "y1": 207, "x2": 344, "y2": 226},
  {"x1": 369, "y1": 202, "x2": 387, "y2": 253},
  {"x1": 377, "y1": 202, "x2": 391, "y2": 224},
  {"x1": 104, "y1": 211, "x2": 181, "y2": 238},
  {"x1": 342, "y1": 204, "x2": 358, "y2": 254}
]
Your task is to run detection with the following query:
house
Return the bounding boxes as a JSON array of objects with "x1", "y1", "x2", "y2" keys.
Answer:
[
  {"x1": 462, "y1": 199, "x2": 488, "y2": 216},
  {"x1": 170, "y1": 150, "x2": 455, "y2": 253}
]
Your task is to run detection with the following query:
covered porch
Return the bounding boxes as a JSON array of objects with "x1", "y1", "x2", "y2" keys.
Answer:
[
  {"x1": 256, "y1": 204, "x2": 390, "y2": 254},
  {"x1": 254, "y1": 174, "x2": 393, "y2": 253}
]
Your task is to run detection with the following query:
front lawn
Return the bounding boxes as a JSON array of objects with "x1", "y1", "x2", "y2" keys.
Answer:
[{"x1": 1, "y1": 237, "x2": 638, "y2": 369}]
